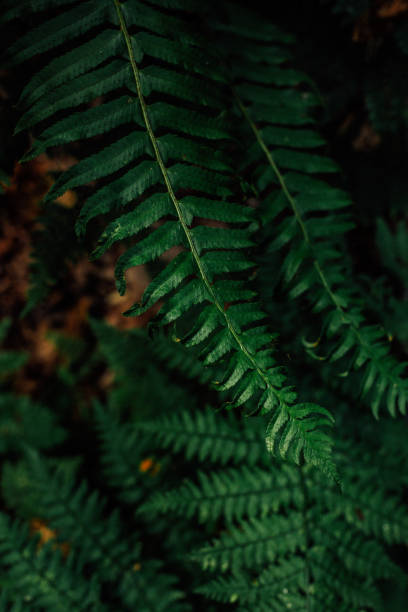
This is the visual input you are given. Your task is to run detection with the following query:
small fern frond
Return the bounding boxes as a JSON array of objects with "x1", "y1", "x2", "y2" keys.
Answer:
[
  {"x1": 0, "y1": 393, "x2": 66, "y2": 453},
  {"x1": 0, "y1": 513, "x2": 104, "y2": 611},
  {"x1": 190, "y1": 513, "x2": 305, "y2": 573},
  {"x1": 91, "y1": 318, "x2": 213, "y2": 388},
  {"x1": 141, "y1": 463, "x2": 301, "y2": 524},
  {"x1": 25, "y1": 449, "x2": 140, "y2": 579},
  {"x1": 94, "y1": 401, "x2": 161, "y2": 506},
  {"x1": 135, "y1": 406, "x2": 266, "y2": 466},
  {"x1": 24, "y1": 448, "x2": 188, "y2": 611},
  {"x1": 118, "y1": 560, "x2": 190, "y2": 612},
  {"x1": 195, "y1": 557, "x2": 305, "y2": 606}
]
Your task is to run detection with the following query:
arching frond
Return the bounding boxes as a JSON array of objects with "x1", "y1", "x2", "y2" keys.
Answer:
[
  {"x1": 3, "y1": 0, "x2": 337, "y2": 475},
  {"x1": 211, "y1": 3, "x2": 408, "y2": 420}
]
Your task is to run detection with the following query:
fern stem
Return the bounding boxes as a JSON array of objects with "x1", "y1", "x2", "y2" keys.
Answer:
[
  {"x1": 235, "y1": 94, "x2": 397, "y2": 396},
  {"x1": 114, "y1": 0, "x2": 283, "y2": 404}
]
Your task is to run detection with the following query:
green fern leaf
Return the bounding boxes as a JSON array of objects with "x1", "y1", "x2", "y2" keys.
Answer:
[
  {"x1": 191, "y1": 513, "x2": 305, "y2": 573},
  {"x1": 0, "y1": 513, "x2": 105, "y2": 611},
  {"x1": 141, "y1": 463, "x2": 302, "y2": 524},
  {"x1": 135, "y1": 406, "x2": 266, "y2": 466},
  {"x1": 213, "y1": 4, "x2": 408, "y2": 420}
]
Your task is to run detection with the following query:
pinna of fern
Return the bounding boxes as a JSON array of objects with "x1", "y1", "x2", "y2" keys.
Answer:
[
  {"x1": 208, "y1": 2, "x2": 408, "y2": 420},
  {"x1": 0, "y1": 513, "x2": 106, "y2": 611},
  {"x1": 3, "y1": 0, "x2": 337, "y2": 475},
  {"x1": 10, "y1": 448, "x2": 189, "y2": 612},
  {"x1": 0, "y1": 499, "x2": 188, "y2": 612}
]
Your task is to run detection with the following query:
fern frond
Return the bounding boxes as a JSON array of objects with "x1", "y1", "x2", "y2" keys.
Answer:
[
  {"x1": 318, "y1": 478, "x2": 408, "y2": 545},
  {"x1": 26, "y1": 449, "x2": 140, "y2": 577},
  {"x1": 22, "y1": 204, "x2": 80, "y2": 315},
  {"x1": 5, "y1": 0, "x2": 337, "y2": 474},
  {"x1": 141, "y1": 463, "x2": 301, "y2": 524},
  {"x1": 118, "y1": 559, "x2": 190, "y2": 612},
  {"x1": 0, "y1": 393, "x2": 66, "y2": 453},
  {"x1": 213, "y1": 4, "x2": 408, "y2": 420},
  {"x1": 316, "y1": 521, "x2": 404, "y2": 581},
  {"x1": 199, "y1": 548, "x2": 382, "y2": 611},
  {"x1": 195, "y1": 557, "x2": 305, "y2": 605},
  {"x1": 24, "y1": 448, "x2": 188, "y2": 611},
  {"x1": 94, "y1": 401, "x2": 161, "y2": 506},
  {"x1": 190, "y1": 513, "x2": 305, "y2": 572},
  {"x1": 0, "y1": 513, "x2": 105, "y2": 611},
  {"x1": 208, "y1": 573, "x2": 365, "y2": 612},
  {"x1": 91, "y1": 318, "x2": 213, "y2": 391},
  {"x1": 135, "y1": 406, "x2": 266, "y2": 466},
  {"x1": 309, "y1": 550, "x2": 383, "y2": 610}
]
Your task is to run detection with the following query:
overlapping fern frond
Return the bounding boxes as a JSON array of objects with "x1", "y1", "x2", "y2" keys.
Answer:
[
  {"x1": 0, "y1": 513, "x2": 105, "y2": 611},
  {"x1": 209, "y1": 3, "x2": 408, "y2": 420},
  {"x1": 1, "y1": 312, "x2": 407, "y2": 610},
  {"x1": 3, "y1": 0, "x2": 339, "y2": 475},
  {"x1": 140, "y1": 404, "x2": 408, "y2": 611},
  {"x1": 14, "y1": 448, "x2": 189, "y2": 612}
]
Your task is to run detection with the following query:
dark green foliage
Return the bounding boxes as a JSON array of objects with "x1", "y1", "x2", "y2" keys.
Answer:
[
  {"x1": 143, "y1": 402, "x2": 407, "y2": 610},
  {"x1": 0, "y1": 314, "x2": 407, "y2": 610},
  {"x1": 0, "y1": 514, "x2": 105, "y2": 611},
  {"x1": 22, "y1": 204, "x2": 80, "y2": 316},
  {"x1": 2, "y1": 0, "x2": 343, "y2": 476},
  {"x1": 135, "y1": 406, "x2": 266, "y2": 467},
  {"x1": 2, "y1": 0, "x2": 408, "y2": 610},
  {"x1": 208, "y1": 3, "x2": 408, "y2": 421},
  {"x1": 0, "y1": 320, "x2": 66, "y2": 452},
  {"x1": 0, "y1": 393, "x2": 66, "y2": 453}
]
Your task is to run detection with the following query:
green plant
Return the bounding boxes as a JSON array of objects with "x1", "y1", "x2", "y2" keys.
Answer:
[
  {"x1": 1, "y1": 0, "x2": 408, "y2": 609},
  {"x1": 0, "y1": 321, "x2": 407, "y2": 610}
]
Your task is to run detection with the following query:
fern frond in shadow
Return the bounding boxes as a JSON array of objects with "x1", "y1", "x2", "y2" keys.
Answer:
[{"x1": 210, "y1": 3, "x2": 408, "y2": 420}]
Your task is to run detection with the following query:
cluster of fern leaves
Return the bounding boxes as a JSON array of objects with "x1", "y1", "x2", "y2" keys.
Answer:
[
  {"x1": 1, "y1": 319, "x2": 408, "y2": 610},
  {"x1": 1, "y1": 0, "x2": 408, "y2": 609}
]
